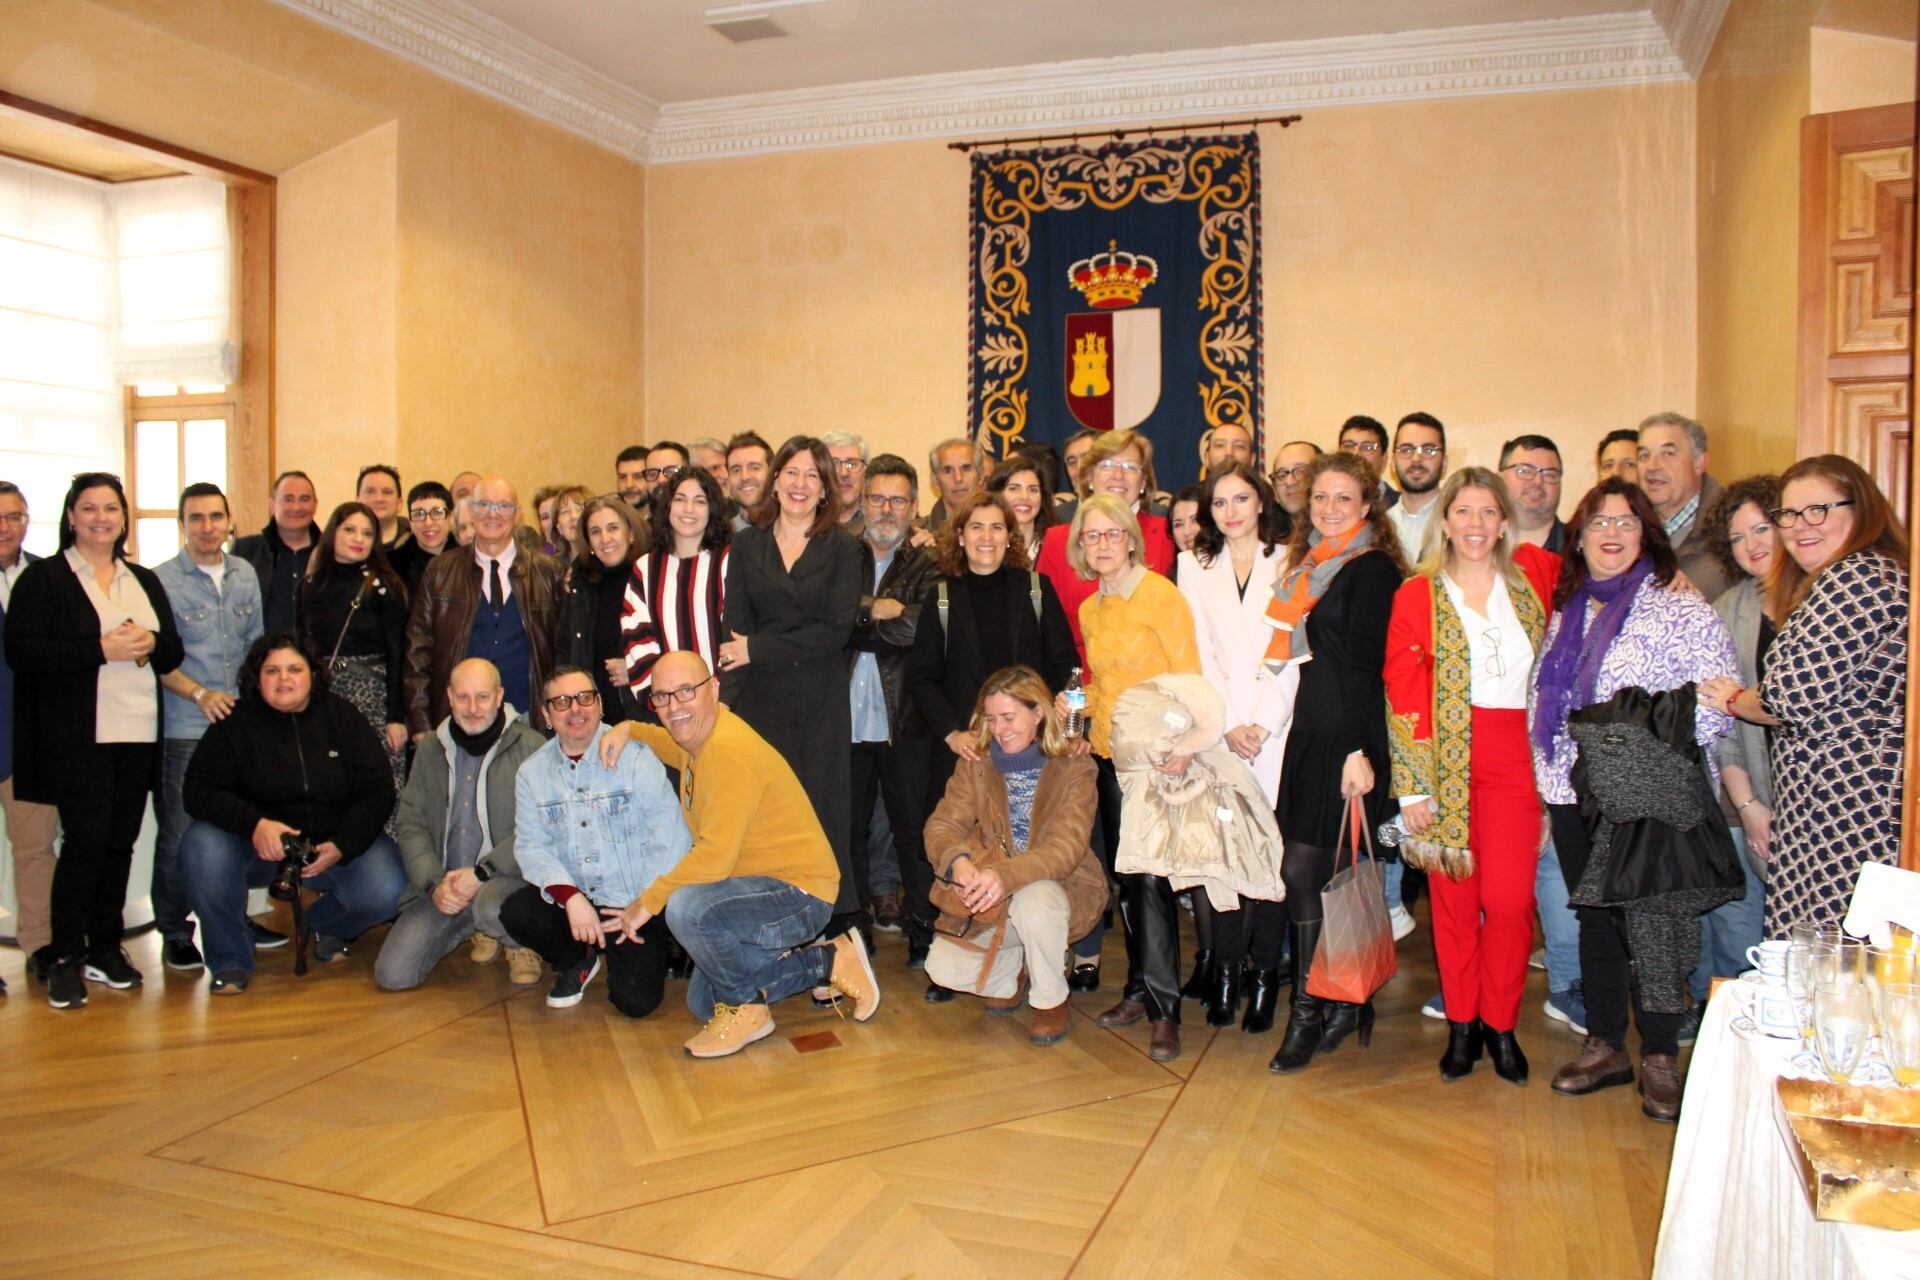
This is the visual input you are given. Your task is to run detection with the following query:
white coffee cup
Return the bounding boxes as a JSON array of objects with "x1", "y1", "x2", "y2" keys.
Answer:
[
  {"x1": 1748, "y1": 981, "x2": 1799, "y2": 1037},
  {"x1": 1747, "y1": 939, "x2": 1790, "y2": 981}
]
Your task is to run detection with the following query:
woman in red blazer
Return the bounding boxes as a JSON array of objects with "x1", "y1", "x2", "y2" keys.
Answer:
[{"x1": 1384, "y1": 467, "x2": 1559, "y2": 1086}]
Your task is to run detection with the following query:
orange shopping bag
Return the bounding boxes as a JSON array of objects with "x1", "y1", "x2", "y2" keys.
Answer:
[{"x1": 1305, "y1": 793, "x2": 1398, "y2": 1003}]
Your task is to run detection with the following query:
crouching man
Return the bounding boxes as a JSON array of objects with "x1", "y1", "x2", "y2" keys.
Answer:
[
  {"x1": 498, "y1": 666, "x2": 690, "y2": 1016},
  {"x1": 600, "y1": 652, "x2": 880, "y2": 1059},
  {"x1": 375, "y1": 658, "x2": 545, "y2": 991}
]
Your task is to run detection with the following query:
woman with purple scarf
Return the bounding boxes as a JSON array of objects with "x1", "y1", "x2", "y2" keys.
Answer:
[{"x1": 1528, "y1": 478, "x2": 1738, "y2": 1123}]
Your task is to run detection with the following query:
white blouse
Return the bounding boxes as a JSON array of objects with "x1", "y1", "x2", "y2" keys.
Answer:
[
  {"x1": 1439, "y1": 572, "x2": 1533, "y2": 710},
  {"x1": 66, "y1": 547, "x2": 161, "y2": 743}
]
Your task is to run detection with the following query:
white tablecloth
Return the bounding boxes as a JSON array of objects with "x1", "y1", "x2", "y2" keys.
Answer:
[{"x1": 1654, "y1": 984, "x2": 1920, "y2": 1280}]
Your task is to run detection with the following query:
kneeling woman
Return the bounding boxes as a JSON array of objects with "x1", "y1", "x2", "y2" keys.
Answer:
[
  {"x1": 923, "y1": 665, "x2": 1103, "y2": 1047},
  {"x1": 181, "y1": 633, "x2": 407, "y2": 991}
]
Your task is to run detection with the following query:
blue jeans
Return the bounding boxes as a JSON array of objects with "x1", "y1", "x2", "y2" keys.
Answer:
[
  {"x1": 1691, "y1": 827, "x2": 1766, "y2": 1003},
  {"x1": 180, "y1": 820, "x2": 407, "y2": 975},
  {"x1": 152, "y1": 738, "x2": 202, "y2": 942},
  {"x1": 1381, "y1": 858, "x2": 1404, "y2": 913},
  {"x1": 1536, "y1": 835, "x2": 1581, "y2": 995},
  {"x1": 663, "y1": 876, "x2": 833, "y2": 1020}
]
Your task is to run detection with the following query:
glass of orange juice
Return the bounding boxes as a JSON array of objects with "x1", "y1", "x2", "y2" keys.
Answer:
[{"x1": 1881, "y1": 983, "x2": 1920, "y2": 1088}]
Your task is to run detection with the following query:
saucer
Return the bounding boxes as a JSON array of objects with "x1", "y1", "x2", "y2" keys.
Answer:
[{"x1": 1740, "y1": 970, "x2": 1786, "y2": 987}]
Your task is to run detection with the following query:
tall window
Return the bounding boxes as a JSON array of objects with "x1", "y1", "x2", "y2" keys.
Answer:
[{"x1": 128, "y1": 382, "x2": 233, "y2": 564}]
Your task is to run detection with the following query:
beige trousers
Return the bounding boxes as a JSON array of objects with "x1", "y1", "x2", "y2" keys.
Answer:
[
  {"x1": 1, "y1": 775, "x2": 58, "y2": 954},
  {"x1": 925, "y1": 879, "x2": 1070, "y2": 1010}
]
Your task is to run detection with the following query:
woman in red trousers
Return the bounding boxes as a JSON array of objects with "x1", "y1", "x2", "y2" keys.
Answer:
[{"x1": 1384, "y1": 467, "x2": 1559, "y2": 1085}]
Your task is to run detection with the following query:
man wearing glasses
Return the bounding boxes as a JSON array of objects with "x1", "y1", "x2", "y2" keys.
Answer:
[
  {"x1": 389, "y1": 480, "x2": 454, "y2": 595},
  {"x1": 498, "y1": 666, "x2": 690, "y2": 1015},
  {"x1": 1384, "y1": 412, "x2": 1448, "y2": 559},
  {"x1": 0, "y1": 481, "x2": 54, "y2": 991},
  {"x1": 405, "y1": 476, "x2": 566, "y2": 741},
  {"x1": 1266, "y1": 440, "x2": 1321, "y2": 537},
  {"x1": 1337, "y1": 415, "x2": 1400, "y2": 512},
  {"x1": 1498, "y1": 435, "x2": 1568, "y2": 553},
  {"x1": 823, "y1": 432, "x2": 870, "y2": 536},
  {"x1": 599, "y1": 651, "x2": 879, "y2": 1058},
  {"x1": 644, "y1": 441, "x2": 691, "y2": 501}
]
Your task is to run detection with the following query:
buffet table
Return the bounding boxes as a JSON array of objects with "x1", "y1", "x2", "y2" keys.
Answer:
[{"x1": 1654, "y1": 984, "x2": 1920, "y2": 1280}]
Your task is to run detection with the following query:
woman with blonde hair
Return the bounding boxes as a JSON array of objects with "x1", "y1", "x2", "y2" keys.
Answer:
[
  {"x1": 1700, "y1": 454, "x2": 1909, "y2": 938},
  {"x1": 923, "y1": 664, "x2": 1103, "y2": 1046},
  {"x1": 1066, "y1": 492, "x2": 1203, "y2": 1061},
  {"x1": 1385, "y1": 467, "x2": 1558, "y2": 1084},
  {"x1": 1035, "y1": 428, "x2": 1176, "y2": 663}
]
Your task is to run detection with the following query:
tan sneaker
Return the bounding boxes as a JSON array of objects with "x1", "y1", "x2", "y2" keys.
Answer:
[
  {"x1": 469, "y1": 933, "x2": 501, "y2": 963},
  {"x1": 506, "y1": 947, "x2": 543, "y2": 986},
  {"x1": 684, "y1": 1002, "x2": 775, "y2": 1058},
  {"x1": 827, "y1": 928, "x2": 881, "y2": 1021}
]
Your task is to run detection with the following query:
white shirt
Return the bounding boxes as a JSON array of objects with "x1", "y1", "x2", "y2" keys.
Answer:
[
  {"x1": 1386, "y1": 497, "x2": 1439, "y2": 562},
  {"x1": 197, "y1": 555, "x2": 228, "y2": 595},
  {"x1": 0, "y1": 554, "x2": 25, "y2": 611},
  {"x1": 475, "y1": 538, "x2": 517, "y2": 605},
  {"x1": 1439, "y1": 571, "x2": 1533, "y2": 709},
  {"x1": 65, "y1": 546, "x2": 161, "y2": 743}
]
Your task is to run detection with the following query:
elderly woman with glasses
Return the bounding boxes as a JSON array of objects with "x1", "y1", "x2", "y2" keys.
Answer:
[
  {"x1": 1035, "y1": 428, "x2": 1175, "y2": 664},
  {"x1": 1699, "y1": 454, "x2": 1910, "y2": 941}
]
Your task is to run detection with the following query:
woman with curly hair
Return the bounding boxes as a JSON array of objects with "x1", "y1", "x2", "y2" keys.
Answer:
[{"x1": 622, "y1": 465, "x2": 732, "y2": 705}]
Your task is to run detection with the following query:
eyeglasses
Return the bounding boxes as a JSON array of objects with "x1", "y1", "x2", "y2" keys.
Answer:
[
  {"x1": 1501, "y1": 463, "x2": 1562, "y2": 484},
  {"x1": 471, "y1": 500, "x2": 516, "y2": 516},
  {"x1": 1768, "y1": 500, "x2": 1854, "y2": 528},
  {"x1": 0, "y1": 512, "x2": 25, "y2": 527},
  {"x1": 1341, "y1": 440, "x2": 1383, "y2": 454},
  {"x1": 1094, "y1": 460, "x2": 1142, "y2": 475},
  {"x1": 1395, "y1": 443, "x2": 1443, "y2": 459},
  {"x1": 1481, "y1": 627, "x2": 1507, "y2": 679},
  {"x1": 831, "y1": 458, "x2": 867, "y2": 474},
  {"x1": 1270, "y1": 465, "x2": 1309, "y2": 483},
  {"x1": 865, "y1": 494, "x2": 914, "y2": 510},
  {"x1": 641, "y1": 467, "x2": 676, "y2": 481},
  {"x1": 1079, "y1": 528, "x2": 1130, "y2": 547},
  {"x1": 646, "y1": 676, "x2": 712, "y2": 708},
  {"x1": 408, "y1": 505, "x2": 449, "y2": 522},
  {"x1": 1584, "y1": 515, "x2": 1642, "y2": 534},
  {"x1": 544, "y1": 689, "x2": 601, "y2": 711}
]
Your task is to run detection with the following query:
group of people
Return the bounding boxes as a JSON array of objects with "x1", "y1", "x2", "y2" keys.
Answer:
[{"x1": 0, "y1": 412, "x2": 1907, "y2": 1097}]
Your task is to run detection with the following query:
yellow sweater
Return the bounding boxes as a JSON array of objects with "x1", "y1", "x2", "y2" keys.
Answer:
[
  {"x1": 1078, "y1": 567, "x2": 1203, "y2": 757},
  {"x1": 627, "y1": 708, "x2": 840, "y2": 916}
]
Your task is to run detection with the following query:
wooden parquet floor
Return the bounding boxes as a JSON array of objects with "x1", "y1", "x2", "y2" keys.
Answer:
[{"x1": 0, "y1": 900, "x2": 1676, "y2": 1279}]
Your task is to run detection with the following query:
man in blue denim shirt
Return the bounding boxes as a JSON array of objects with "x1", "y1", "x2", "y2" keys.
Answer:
[
  {"x1": 498, "y1": 666, "x2": 691, "y2": 1016},
  {"x1": 152, "y1": 484, "x2": 264, "y2": 971}
]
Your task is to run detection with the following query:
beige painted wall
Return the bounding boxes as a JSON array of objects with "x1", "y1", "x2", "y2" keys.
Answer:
[
  {"x1": 647, "y1": 83, "x2": 1698, "y2": 510},
  {"x1": 1810, "y1": 27, "x2": 1918, "y2": 115}
]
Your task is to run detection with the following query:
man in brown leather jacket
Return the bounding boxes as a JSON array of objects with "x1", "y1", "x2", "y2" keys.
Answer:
[{"x1": 405, "y1": 476, "x2": 565, "y2": 739}]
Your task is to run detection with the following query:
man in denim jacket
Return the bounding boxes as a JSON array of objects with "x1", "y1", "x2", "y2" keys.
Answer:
[
  {"x1": 152, "y1": 483, "x2": 263, "y2": 971},
  {"x1": 498, "y1": 665, "x2": 690, "y2": 1015}
]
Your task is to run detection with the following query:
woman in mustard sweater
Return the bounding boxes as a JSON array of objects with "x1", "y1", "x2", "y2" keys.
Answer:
[{"x1": 1062, "y1": 494, "x2": 1202, "y2": 1061}]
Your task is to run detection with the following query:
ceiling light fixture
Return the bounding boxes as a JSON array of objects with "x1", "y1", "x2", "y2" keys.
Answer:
[{"x1": 703, "y1": 0, "x2": 830, "y2": 17}]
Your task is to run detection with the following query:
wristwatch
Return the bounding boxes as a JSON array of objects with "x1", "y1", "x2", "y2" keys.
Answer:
[{"x1": 472, "y1": 862, "x2": 491, "y2": 882}]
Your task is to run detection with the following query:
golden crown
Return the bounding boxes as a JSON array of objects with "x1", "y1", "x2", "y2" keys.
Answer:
[{"x1": 1068, "y1": 240, "x2": 1158, "y2": 309}]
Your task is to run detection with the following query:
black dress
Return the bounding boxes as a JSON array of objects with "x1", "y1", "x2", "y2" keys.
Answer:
[
  {"x1": 721, "y1": 525, "x2": 862, "y2": 916},
  {"x1": 1275, "y1": 550, "x2": 1402, "y2": 847},
  {"x1": 559, "y1": 556, "x2": 640, "y2": 724}
]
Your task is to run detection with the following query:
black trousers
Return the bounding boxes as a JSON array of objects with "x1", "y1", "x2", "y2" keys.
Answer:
[
  {"x1": 498, "y1": 885, "x2": 669, "y2": 1019},
  {"x1": 52, "y1": 742, "x2": 155, "y2": 961},
  {"x1": 1549, "y1": 802, "x2": 1681, "y2": 1056},
  {"x1": 1213, "y1": 899, "x2": 1288, "y2": 970},
  {"x1": 850, "y1": 738, "x2": 933, "y2": 928}
]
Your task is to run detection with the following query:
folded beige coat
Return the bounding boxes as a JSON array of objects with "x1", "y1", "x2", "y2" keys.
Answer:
[{"x1": 1108, "y1": 673, "x2": 1285, "y2": 911}]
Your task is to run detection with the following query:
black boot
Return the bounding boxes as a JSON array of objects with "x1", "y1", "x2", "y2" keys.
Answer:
[
  {"x1": 1320, "y1": 999, "x2": 1376, "y2": 1054},
  {"x1": 1181, "y1": 948, "x2": 1215, "y2": 1000},
  {"x1": 1206, "y1": 961, "x2": 1242, "y2": 1028},
  {"x1": 1439, "y1": 1019, "x2": 1483, "y2": 1081},
  {"x1": 1241, "y1": 967, "x2": 1282, "y2": 1033},
  {"x1": 1269, "y1": 920, "x2": 1325, "y2": 1073},
  {"x1": 1484, "y1": 1024, "x2": 1529, "y2": 1086}
]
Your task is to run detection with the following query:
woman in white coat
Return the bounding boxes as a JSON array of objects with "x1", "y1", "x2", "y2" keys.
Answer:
[{"x1": 1176, "y1": 463, "x2": 1298, "y2": 1032}]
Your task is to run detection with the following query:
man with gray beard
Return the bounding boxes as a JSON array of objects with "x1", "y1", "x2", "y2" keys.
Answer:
[{"x1": 845, "y1": 455, "x2": 941, "y2": 954}]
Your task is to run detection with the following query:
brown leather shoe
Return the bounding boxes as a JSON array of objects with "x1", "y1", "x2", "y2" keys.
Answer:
[
  {"x1": 1550, "y1": 1036, "x2": 1636, "y2": 1096},
  {"x1": 1030, "y1": 1002, "x2": 1070, "y2": 1046},
  {"x1": 1149, "y1": 1019, "x2": 1181, "y2": 1062},
  {"x1": 1639, "y1": 1053, "x2": 1683, "y2": 1122},
  {"x1": 984, "y1": 974, "x2": 1027, "y2": 1017},
  {"x1": 1096, "y1": 996, "x2": 1148, "y2": 1028}
]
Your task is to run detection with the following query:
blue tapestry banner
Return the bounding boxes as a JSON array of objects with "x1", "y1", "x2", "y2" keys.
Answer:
[{"x1": 968, "y1": 132, "x2": 1262, "y2": 491}]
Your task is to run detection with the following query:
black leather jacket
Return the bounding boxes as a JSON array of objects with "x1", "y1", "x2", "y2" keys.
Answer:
[{"x1": 847, "y1": 539, "x2": 939, "y2": 741}]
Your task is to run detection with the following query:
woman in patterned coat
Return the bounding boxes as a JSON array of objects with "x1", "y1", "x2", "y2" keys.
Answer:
[{"x1": 1700, "y1": 454, "x2": 1909, "y2": 939}]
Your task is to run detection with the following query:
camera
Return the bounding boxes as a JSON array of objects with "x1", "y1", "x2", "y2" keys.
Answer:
[{"x1": 269, "y1": 832, "x2": 319, "y2": 902}]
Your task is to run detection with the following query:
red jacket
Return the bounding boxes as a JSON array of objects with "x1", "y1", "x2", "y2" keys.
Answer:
[{"x1": 1036, "y1": 512, "x2": 1176, "y2": 665}]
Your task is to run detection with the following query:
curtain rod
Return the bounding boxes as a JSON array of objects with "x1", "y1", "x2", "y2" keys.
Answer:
[{"x1": 947, "y1": 113, "x2": 1300, "y2": 153}]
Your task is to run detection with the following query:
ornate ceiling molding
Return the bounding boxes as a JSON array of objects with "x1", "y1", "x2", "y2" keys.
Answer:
[{"x1": 274, "y1": 2, "x2": 1697, "y2": 166}]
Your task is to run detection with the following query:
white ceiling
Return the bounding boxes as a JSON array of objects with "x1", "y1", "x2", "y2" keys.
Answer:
[{"x1": 457, "y1": 0, "x2": 1636, "y2": 103}]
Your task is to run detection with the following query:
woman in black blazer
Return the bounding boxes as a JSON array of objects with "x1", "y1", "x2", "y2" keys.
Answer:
[
  {"x1": 6, "y1": 473, "x2": 183, "y2": 1009},
  {"x1": 717, "y1": 436, "x2": 863, "y2": 939}
]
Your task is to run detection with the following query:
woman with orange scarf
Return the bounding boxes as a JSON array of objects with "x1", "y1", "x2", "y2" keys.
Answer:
[
  {"x1": 1384, "y1": 469, "x2": 1558, "y2": 1085},
  {"x1": 1265, "y1": 452, "x2": 1406, "y2": 1074}
]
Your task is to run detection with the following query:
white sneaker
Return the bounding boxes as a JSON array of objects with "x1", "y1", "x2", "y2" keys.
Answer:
[
  {"x1": 1389, "y1": 905, "x2": 1415, "y2": 942},
  {"x1": 1420, "y1": 993, "x2": 1446, "y2": 1021},
  {"x1": 1528, "y1": 948, "x2": 1547, "y2": 971}
]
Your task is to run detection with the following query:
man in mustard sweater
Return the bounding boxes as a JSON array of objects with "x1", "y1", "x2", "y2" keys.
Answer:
[{"x1": 601, "y1": 651, "x2": 881, "y2": 1058}]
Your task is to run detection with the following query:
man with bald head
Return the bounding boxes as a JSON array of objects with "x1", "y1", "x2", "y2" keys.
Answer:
[
  {"x1": 602, "y1": 651, "x2": 878, "y2": 1059},
  {"x1": 376, "y1": 657, "x2": 547, "y2": 991},
  {"x1": 405, "y1": 475, "x2": 566, "y2": 737}
]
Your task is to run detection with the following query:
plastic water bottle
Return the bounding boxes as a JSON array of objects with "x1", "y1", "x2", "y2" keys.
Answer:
[
  {"x1": 1376, "y1": 813, "x2": 1409, "y2": 848},
  {"x1": 1063, "y1": 667, "x2": 1088, "y2": 737}
]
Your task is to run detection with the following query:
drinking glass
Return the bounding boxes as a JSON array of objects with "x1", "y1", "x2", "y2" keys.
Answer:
[
  {"x1": 1814, "y1": 982, "x2": 1875, "y2": 1085},
  {"x1": 1792, "y1": 920, "x2": 1843, "y2": 950},
  {"x1": 1786, "y1": 943, "x2": 1819, "y2": 1042},
  {"x1": 1809, "y1": 942, "x2": 1846, "y2": 992},
  {"x1": 1882, "y1": 983, "x2": 1920, "y2": 1089},
  {"x1": 1834, "y1": 939, "x2": 1870, "y2": 985},
  {"x1": 1870, "y1": 946, "x2": 1917, "y2": 1023}
]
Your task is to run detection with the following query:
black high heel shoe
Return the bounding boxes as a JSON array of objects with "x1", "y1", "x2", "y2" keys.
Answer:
[
  {"x1": 1181, "y1": 949, "x2": 1214, "y2": 1000},
  {"x1": 1206, "y1": 962, "x2": 1242, "y2": 1028},
  {"x1": 1484, "y1": 1024, "x2": 1529, "y2": 1085},
  {"x1": 1439, "y1": 1020, "x2": 1483, "y2": 1081},
  {"x1": 1241, "y1": 967, "x2": 1281, "y2": 1033},
  {"x1": 1320, "y1": 1000, "x2": 1375, "y2": 1054}
]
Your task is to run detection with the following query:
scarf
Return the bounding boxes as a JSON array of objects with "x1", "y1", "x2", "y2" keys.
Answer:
[
  {"x1": 1261, "y1": 522, "x2": 1373, "y2": 671},
  {"x1": 449, "y1": 708, "x2": 507, "y2": 758},
  {"x1": 1531, "y1": 558, "x2": 1653, "y2": 752}
]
